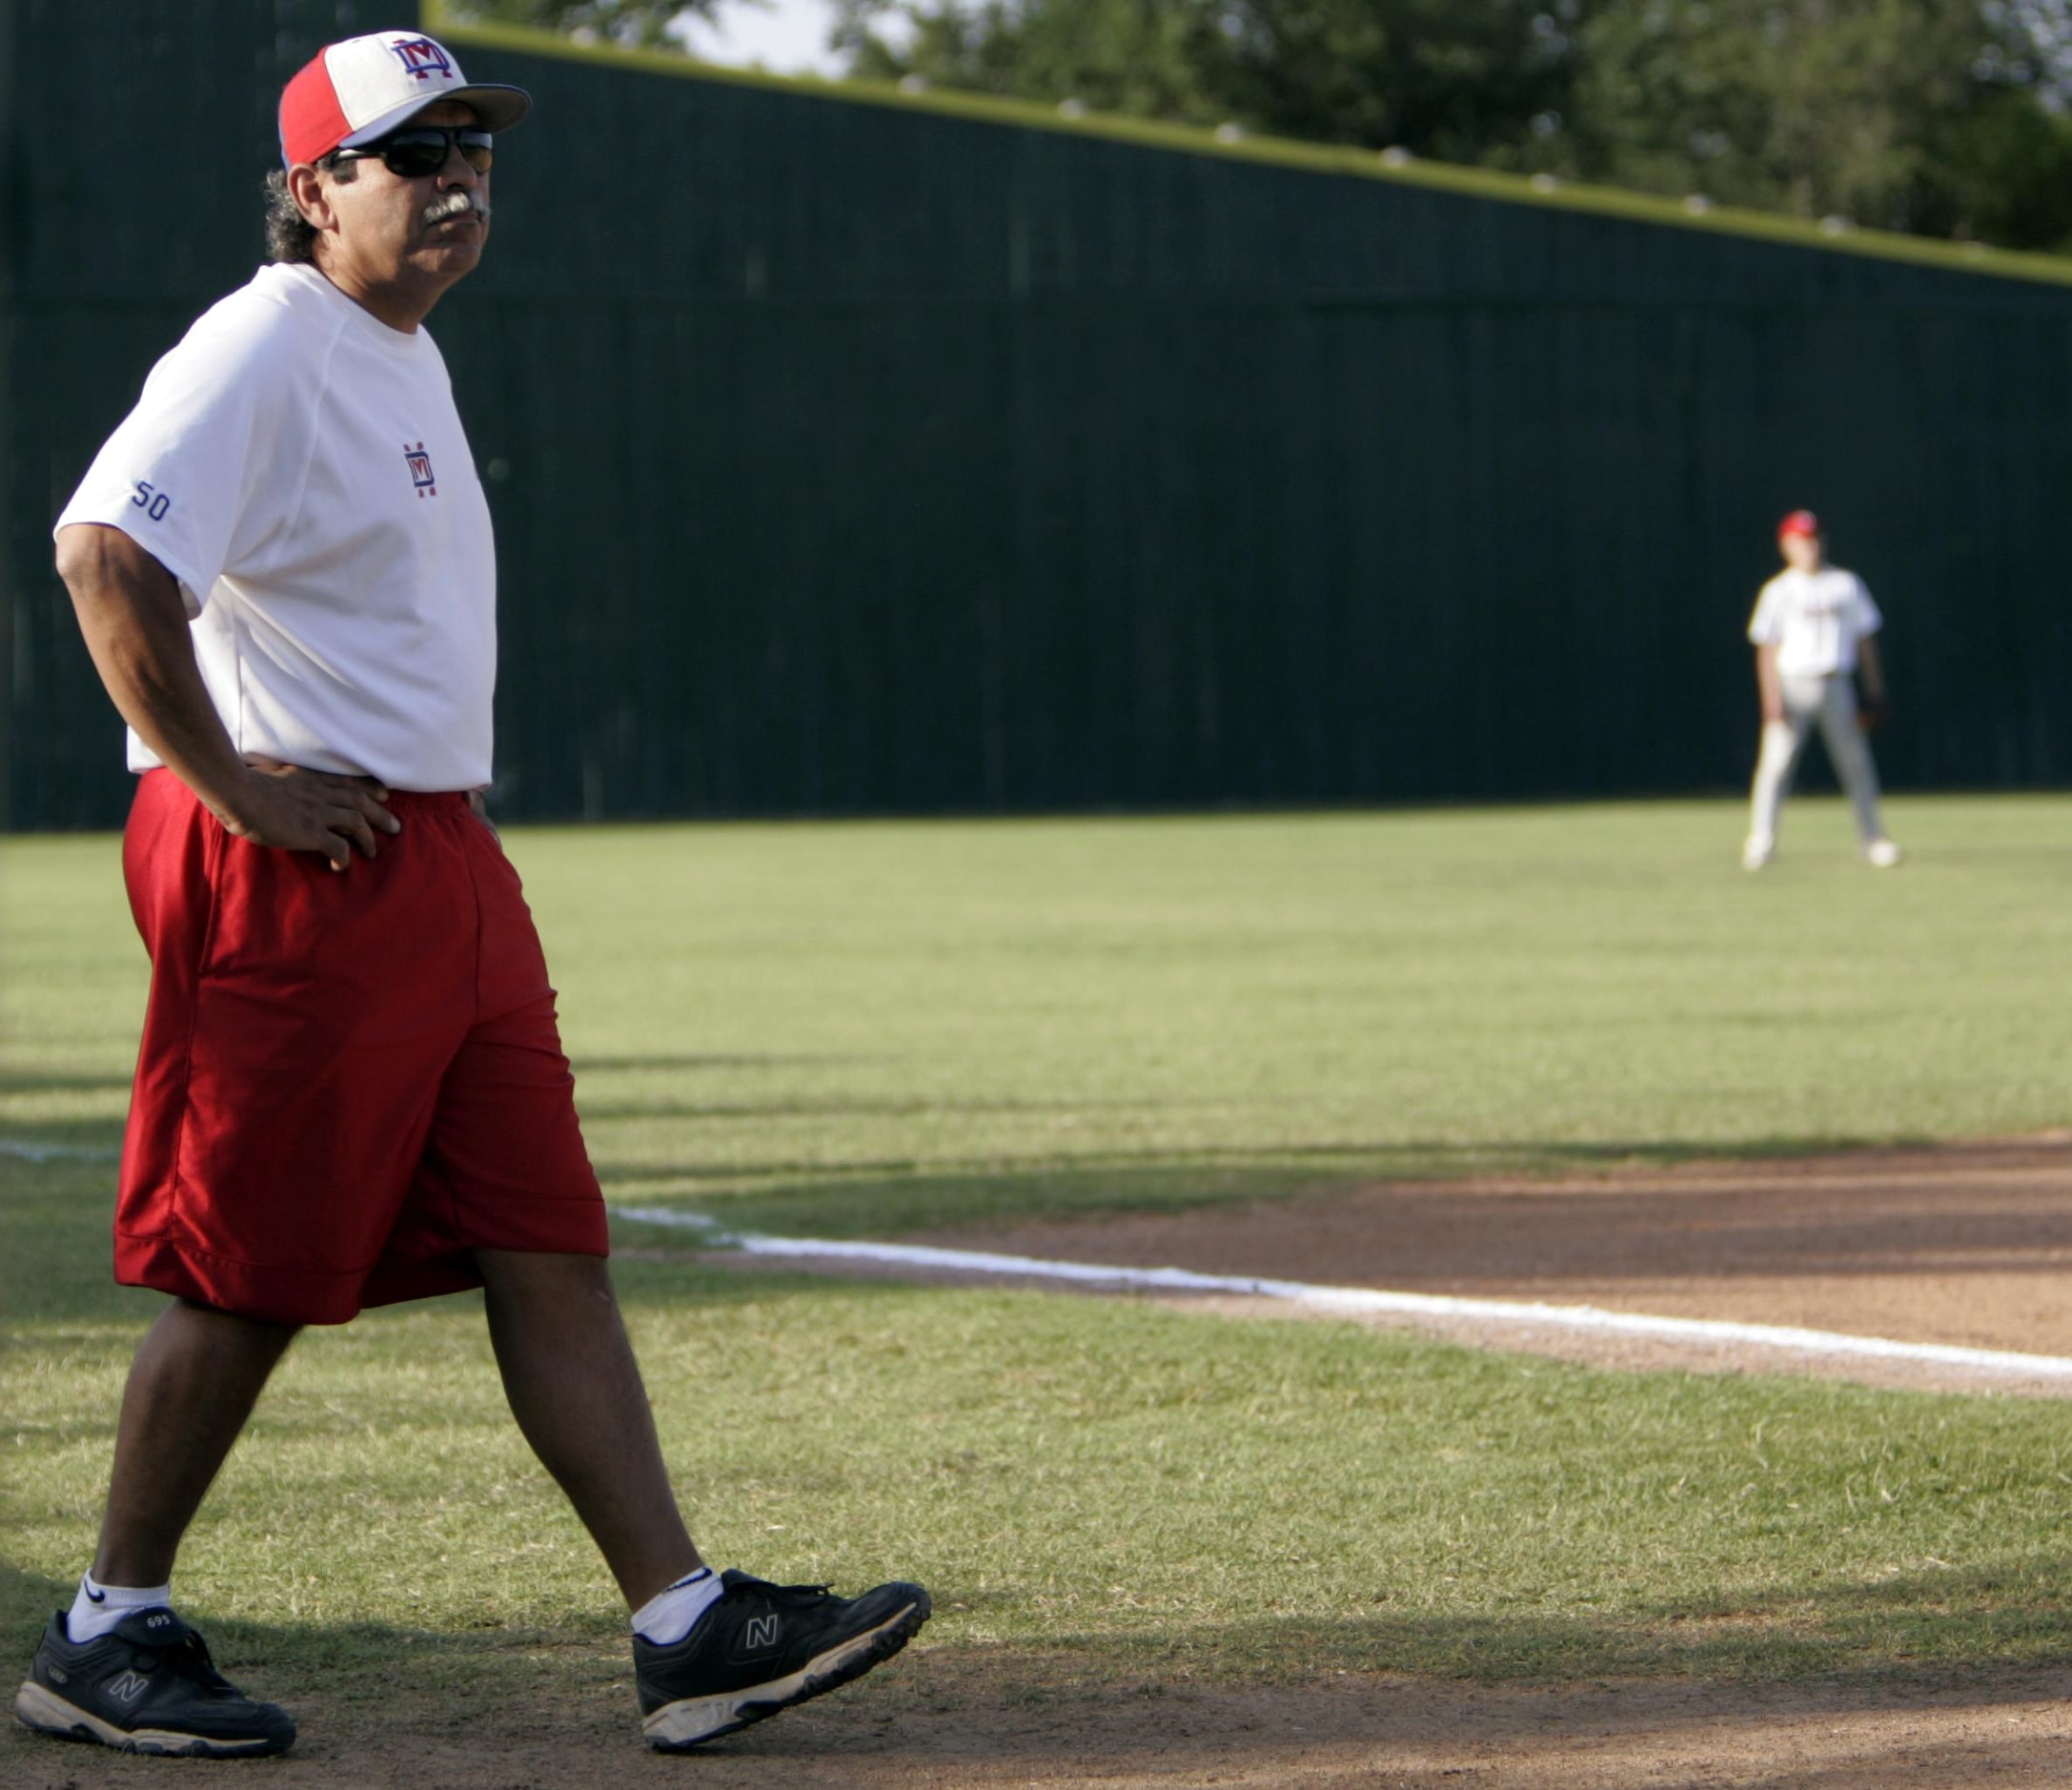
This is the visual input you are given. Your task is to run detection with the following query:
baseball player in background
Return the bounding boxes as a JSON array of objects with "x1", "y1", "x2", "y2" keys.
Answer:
[
  {"x1": 1742, "y1": 511, "x2": 1901, "y2": 870},
  {"x1": 14, "y1": 31, "x2": 926, "y2": 1760}
]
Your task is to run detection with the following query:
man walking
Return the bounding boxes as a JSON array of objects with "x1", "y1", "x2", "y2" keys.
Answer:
[
  {"x1": 14, "y1": 30, "x2": 927, "y2": 1759},
  {"x1": 1742, "y1": 510, "x2": 1901, "y2": 870}
]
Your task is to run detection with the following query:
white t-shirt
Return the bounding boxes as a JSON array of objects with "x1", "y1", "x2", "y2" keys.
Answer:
[
  {"x1": 55, "y1": 262, "x2": 496, "y2": 791},
  {"x1": 1746, "y1": 566, "x2": 1882, "y2": 678}
]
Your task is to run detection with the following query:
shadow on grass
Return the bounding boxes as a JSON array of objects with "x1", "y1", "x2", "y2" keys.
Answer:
[
  {"x1": 0, "y1": 1117, "x2": 125, "y2": 1156},
  {"x1": 17, "y1": 1125, "x2": 2051, "y2": 1335},
  {"x1": 571, "y1": 1052, "x2": 875, "y2": 1076},
  {"x1": 580, "y1": 1096, "x2": 1243, "y2": 1125},
  {"x1": 9, "y1": 1556, "x2": 2072, "y2": 1724},
  {"x1": 599, "y1": 1133, "x2": 1960, "y2": 1241},
  {"x1": 0, "y1": 1071, "x2": 132, "y2": 1097},
  {"x1": 0, "y1": 1155, "x2": 137, "y2": 1325},
  {"x1": 0, "y1": 1150, "x2": 958, "y2": 1330},
  {"x1": 7, "y1": 1109, "x2": 1978, "y2": 1261},
  {"x1": 0, "y1": 1563, "x2": 630, "y2": 1723}
]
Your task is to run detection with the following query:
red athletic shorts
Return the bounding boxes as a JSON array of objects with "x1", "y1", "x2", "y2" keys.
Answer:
[{"x1": 116, "y1": 770, "x2": 607, "y2": 1325}]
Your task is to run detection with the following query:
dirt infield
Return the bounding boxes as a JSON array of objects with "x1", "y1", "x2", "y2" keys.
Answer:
[
  {"x1": 899, "y1": 1138, "x2": 2072, "y2": 1397},
  {"x1": 9, "y1": 1662, "x2": 2072, "y2": 1788}
]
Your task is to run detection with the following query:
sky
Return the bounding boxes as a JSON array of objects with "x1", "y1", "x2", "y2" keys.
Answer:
[{"x1": 673, "y1": 0, "x2": 852, "y2": 77}]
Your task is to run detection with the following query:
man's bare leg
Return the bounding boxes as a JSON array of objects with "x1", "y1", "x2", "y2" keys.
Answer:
[
  {"x1": 19, "y1": 1296, "x2": 301, "y2": 1759},
  {"x1": 91, "y1": 1298, "x2": 299, "y2": 1586},
  {"x1": 476, "y1": 1250, "x2": 702, "y2": 1608},
  {"x1": 476, "y1": 1250, "x2": 931, "y2": 1751}
]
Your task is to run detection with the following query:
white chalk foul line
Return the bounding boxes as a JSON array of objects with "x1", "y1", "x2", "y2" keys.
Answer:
[{"x1": 616, "y1": 1204, "x2": 2072, "y2": 1383}]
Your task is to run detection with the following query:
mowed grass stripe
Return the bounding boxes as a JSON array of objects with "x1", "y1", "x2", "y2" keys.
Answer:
[{"x1": 8, "y1": 795, "x2": 2072, "y2": 1234}]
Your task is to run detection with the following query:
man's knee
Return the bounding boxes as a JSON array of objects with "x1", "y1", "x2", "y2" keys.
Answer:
[
  {"x1": 477, "y1": 1248, "x2": 616, "y2": 1304},
  {"x1": 132, "y1": 1300, "x2": 300, "y2": 1389},
  {"x1": 173, "y1": 1295, "x2": 299, "y2": 1330}
]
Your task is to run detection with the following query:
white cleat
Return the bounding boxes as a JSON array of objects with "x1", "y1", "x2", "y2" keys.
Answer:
[
  {"x1": 1865, "y1": 839, "x2": 1902, "y2": 868},
  {"x1": 1741, "y1": 836, "x2": 1776, "y2": 871}
]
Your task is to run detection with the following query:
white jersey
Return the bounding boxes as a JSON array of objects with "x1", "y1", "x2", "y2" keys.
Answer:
[
  {"x1": 1746, "y1": 566, "x2": 1882, "y2": 679},
  {"x1": 55, "y1": 262, "x2": 496, "y2": 791}
]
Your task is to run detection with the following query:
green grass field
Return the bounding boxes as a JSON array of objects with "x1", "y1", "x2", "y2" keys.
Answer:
[{"x1": 8, "y1": 793, "x2": 2072, "y2": 1715}]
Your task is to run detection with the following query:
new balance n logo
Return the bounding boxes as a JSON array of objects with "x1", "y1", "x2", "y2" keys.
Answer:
[
  {"x1": 105, "y1": 1670, "x2": 152, "y2": 1704},
  {"x1": 743, "y1": 1616, "x2": 780, "y2": 1651}
]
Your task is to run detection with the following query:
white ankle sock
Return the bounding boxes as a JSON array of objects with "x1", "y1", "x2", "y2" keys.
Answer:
[
  {"x1": 631, "y1": 1566, "x2": 723, "y2": 1646},
  {"x1": 68, "y1": 1572, "x2": 173, "y2": 1643}
]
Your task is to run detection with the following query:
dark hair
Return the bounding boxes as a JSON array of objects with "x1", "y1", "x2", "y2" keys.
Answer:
[{"x1": 263, "y1": 156, "x2": 356, "y2": 264}]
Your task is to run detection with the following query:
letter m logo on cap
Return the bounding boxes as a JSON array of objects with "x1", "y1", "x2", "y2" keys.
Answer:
[{"x1": 390, "y1": 37, "x2": 456, "y2": 82}]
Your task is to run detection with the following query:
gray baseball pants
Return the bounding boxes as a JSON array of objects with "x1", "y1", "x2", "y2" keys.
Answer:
[{"x1": 1747, "y1": 672, "x2": 1886, "y2": 848}]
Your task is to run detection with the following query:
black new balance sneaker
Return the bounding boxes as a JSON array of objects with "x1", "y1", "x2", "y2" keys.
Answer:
[
  {"x1": 13, "y1": 1608, "x2": 295, "y2": 1758},
  {"x1": 634, "y1": 1569, "x2": 930, "y2": 1750}
]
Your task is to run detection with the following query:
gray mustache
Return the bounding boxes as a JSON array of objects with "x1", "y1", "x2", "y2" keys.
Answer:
[{"x1": 422, "y1": 191, "x2": 489, "y2": 227}]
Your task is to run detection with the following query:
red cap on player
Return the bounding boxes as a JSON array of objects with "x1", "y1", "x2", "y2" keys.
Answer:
[
  {"x1": 279, "y1": 31, "x2": 531, "y2": 168},
  {"x1": 1777, "y1": 510, "x2": 1821, "y2": 540}
]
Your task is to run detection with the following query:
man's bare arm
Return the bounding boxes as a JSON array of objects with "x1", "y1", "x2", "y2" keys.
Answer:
[
  {"x1": 1856, "y1": 635, "x2": 1886, "y2": 707},
  {"x1": 55, "y1": 522, "x2": 400, "y2": 870},
  {"x1": 1754, "y1": 641, "x2": 1784, "y2": 723}
]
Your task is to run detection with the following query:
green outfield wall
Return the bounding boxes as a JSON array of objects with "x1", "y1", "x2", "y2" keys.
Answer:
[{"x1": 6, "y1": 0, "x2": 2072, "y2": 826}]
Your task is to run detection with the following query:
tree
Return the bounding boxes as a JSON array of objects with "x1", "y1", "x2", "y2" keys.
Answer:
[
  {"x1": 440, "y1": 0, "x2": 721, "y2": 52},
  {"x1": 1556, "y1": 0, "x2": 2070, "y2": 243},
  {"x1": 1916, "y1": 80, "x2": 2072, "y2": 249},
  {"x1": 833, "y1": 0, "x2": 1590, "y2": 164},
  {"x1": 836, "y1": 0, "x2": 1223, "y2": 125},
  {"x1": 1200, "y1": 0, "x2": 1589, "y2": 168}
]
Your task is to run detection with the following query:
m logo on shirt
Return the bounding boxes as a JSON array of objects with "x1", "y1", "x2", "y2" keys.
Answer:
[
  {"x1": 390, "y1": 37, "x2": 456, "y2": 82},
  {"x1": 404, "y1": 441, "x2": 437, "y2": 498}
]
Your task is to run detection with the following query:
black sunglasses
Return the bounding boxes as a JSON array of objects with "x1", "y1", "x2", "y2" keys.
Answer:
[{"x1": 331, "y1": 125, "x2": 493, "y2": 179}]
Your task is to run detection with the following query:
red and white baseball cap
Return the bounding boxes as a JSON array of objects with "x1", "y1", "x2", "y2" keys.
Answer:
[
  {"x1": 1777, "y1": 509, "x2": 1821, "y2": 539},
  {"x1": 279, "y1": 31, "x2": 531, "y2": 168}
]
